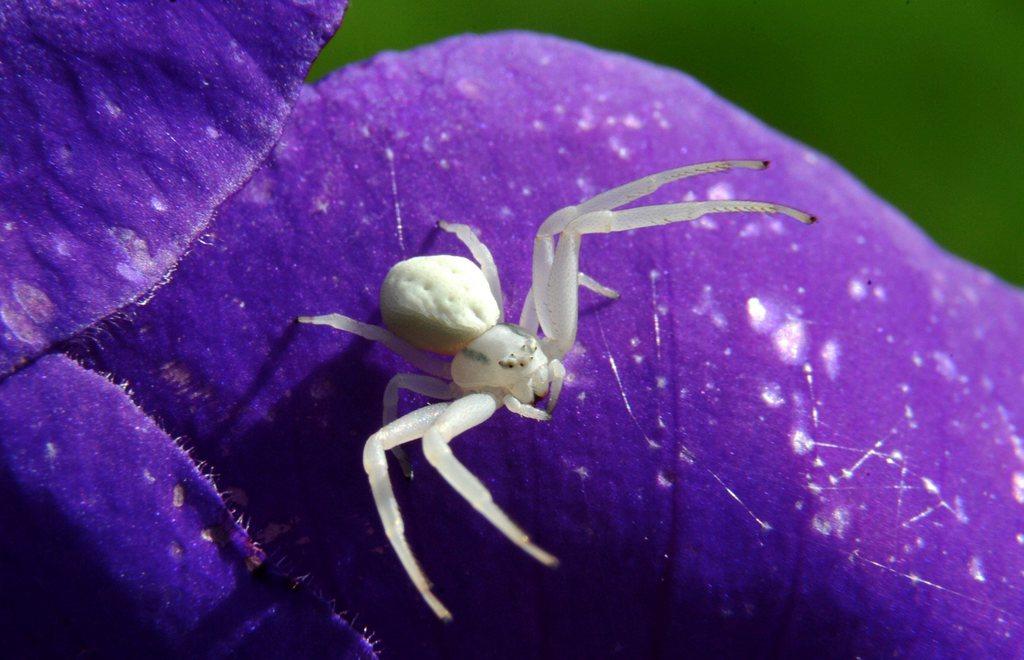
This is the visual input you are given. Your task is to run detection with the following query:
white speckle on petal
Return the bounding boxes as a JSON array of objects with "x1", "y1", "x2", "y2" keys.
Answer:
[
  {"x1": 968, "y1": 556, "x2": 986, "y2": 582},
  {"x1": 1016, "y1": 533, "x2": 1024, "y2": 545},
  {"x1": 746, "y1": 297, "x2": 770, "y2": 332},
  {"x1": 904, "y1": 404, "x2": 917, "y2": 426},
  {"x1": 953, "y1": 496, "x2": 969, "y2": 524},
  {"x1": 608, "y1": 136, "x2": 630, "y2": 160},
  {"x1": 1012, "y1": 434, "x2": 1024, "y2": 464},
  {"x1": 773, "y1": 320, "x2": 807, "y2": 364},
  {"x1": 1, "y1": 305, "x2": 44, "y2": 346},
  {"x1": 848, "y1": 278, "x2": 868, "y2": 301},
  {"x1": 932, "y1": 351, "x2": 958, "y2": 380},
  {"x1": 455, "y1": 77, "x2": 482, "y2": 99},
  {"x1": 150, "y1": 196, "x2": 167, "y2": 212},
  {"x1": 1013, "y1": 472, "x2": 1024, "y2": 504},
  {"x1": 12, "y1": 281, "x2": 55, "y2": 323},
  {"x1": 104, "y1": 99, "x2": 122, "y2": 118},
  {"x1": 831, "y1": 507, "x2": 850, "y2": 538},
  {"x1": 576, "y1": 107, "x2": 596, "y2": 131},
  {"x1": 760, "y1": 383, "x2": 785, "y2": 407},
  {"x1": 791, "y1": 429, "x2": 814, "y2": 455},
  {"x1": 622, "y1": 113, "x2": 643, "y2": 129},
  {"x1": 812, "y1": 508, "x2": 850, "y2": 538},
  {"x1": 205, "y1": 126, "x2": 221, "y2": 139},
  {"x1": 45, "y1": 442, "x2": 57, "y2": 460},
  {"x1": 706, "y1": 182, "x2": 733, "y2": 201},
  {"x1": 692, "y1": 285, "x2": 728, "y2": 329},
  {"x1": 820, "y1": 339, "x2": 840, "y2": 379},
  {"x1": 112, "y1": 227, "x2": 164, "y2": 283},
  {"x1": 738, "y1": 222, "x2": 761, "y2": 238}
]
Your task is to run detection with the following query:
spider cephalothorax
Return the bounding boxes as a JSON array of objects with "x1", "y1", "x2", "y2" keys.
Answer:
[{"x1": 299, "y1": 160, "x2": 815, "y2": 620}]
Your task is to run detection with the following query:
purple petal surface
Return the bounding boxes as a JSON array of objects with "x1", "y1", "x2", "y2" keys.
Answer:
[
  {"x1": 84, "y1": 33, "x2": 1024, "y2": 657},
  {"x1": 0, "y1": 0, "x2": 346, "y2": 374},
  {"x1": 0, "y1": 354, "x2": 373, "y2": 657}
]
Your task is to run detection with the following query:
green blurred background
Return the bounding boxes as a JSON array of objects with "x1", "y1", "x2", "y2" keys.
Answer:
[{"x1": 309, "y1": 1, "x2": 1023, "y2": 286}]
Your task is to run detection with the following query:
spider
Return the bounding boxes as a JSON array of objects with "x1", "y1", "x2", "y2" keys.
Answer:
[{"x1": 298, "y1": 160, "x2": 815, "y2": 620}]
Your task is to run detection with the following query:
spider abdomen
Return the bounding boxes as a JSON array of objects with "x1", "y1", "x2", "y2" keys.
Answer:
[{"x1": 380, "y1": 254, "x2": 499, "y2": 355}]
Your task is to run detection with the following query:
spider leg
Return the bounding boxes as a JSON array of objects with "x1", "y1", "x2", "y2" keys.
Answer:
[
  {"x1": 422, "y1": 393, "x2": 559, "y2": 567},
  {"x1": 545, "y1": 359, "x2": 565, "y2": 414},
  {"x1": 297, "y1": 313, "x2": 451, "y2": 379},
  {"x1": 571, "y1": 200, "x2": 815, "y2": 235},
  {"x1": 518, "y1": 273, "x2": 616, "y2": 334},
  {"x1": 541, "y1": 200, "x2": 815, "y2": 357},
  {"x1": 439, "y1": 221, "x2": 505, "y2": 322},
  {"x1": 575, "y1": 160, "x2": 770, "y2": 215},
  {"x1": 518, "y1": 288, "x2": 540, "y2": 334},
  {"x1": 503, "y1": 394, "x2": 551, "y2": 421},
  {"x1": 525, "y1": 160, "x2": 770, "y2": 325},
  {"x1": 382, "y1": 373, "x2": 458, "y2": 479},
  {"x1": 577, "y1": 272, "x2": 619, "y2": 299},
  {"x1": 364, "y1": 402, "x2": 453, "y2": 620}
]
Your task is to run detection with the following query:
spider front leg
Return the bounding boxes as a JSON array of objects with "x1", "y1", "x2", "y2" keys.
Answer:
[
  {"x1": 541, "y1": 200, "x2": 815, "y2": 357},
  {"x1": 421, "y1": 393, "x2": 559, "y2": 567},
  {"x1": 363, "y1": 402, "x2": 453, "y2": 620},
  {"x1": 382, "y1": 373, "x2": 458, "y2": 478},
  {"x1": 518, "y1": 273, "x2": 618, "y2": 335},
  {"x1": 526, "y1": 160, "x2": 771, "y2": 334},
  {"x1": 503, "y1": 394, "x2": 551, "y2": 420},
  {"x1": 545, "y1": 359, "x2": 565, "y2": 414},
  {"x1": 577, "y1": 273, "x2": 619, "y2": 300}
]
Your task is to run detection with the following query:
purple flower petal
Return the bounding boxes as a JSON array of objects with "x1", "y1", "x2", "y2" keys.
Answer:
[
  {"x1": 0, "y1": 354, "x2": 373, "y2": 657},
  {"x1": 84, "y1": 33, "x2": 1024, "y2": 657},
  {"x1": 0, "y1": 0, "x2": 347, "y2": 374}
]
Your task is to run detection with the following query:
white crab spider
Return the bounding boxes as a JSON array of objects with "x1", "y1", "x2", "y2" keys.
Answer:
[{"x1": 298, "y1": 160, "x2": 815, "y2": 620}]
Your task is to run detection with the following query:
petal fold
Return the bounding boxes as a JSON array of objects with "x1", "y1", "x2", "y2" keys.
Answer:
[
  {"x1": 0, "y1": 354, "x2": 373, "y2": 658},
  {"x1": 0, "y1": 0, "x2": 347, "y2": 374}
]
